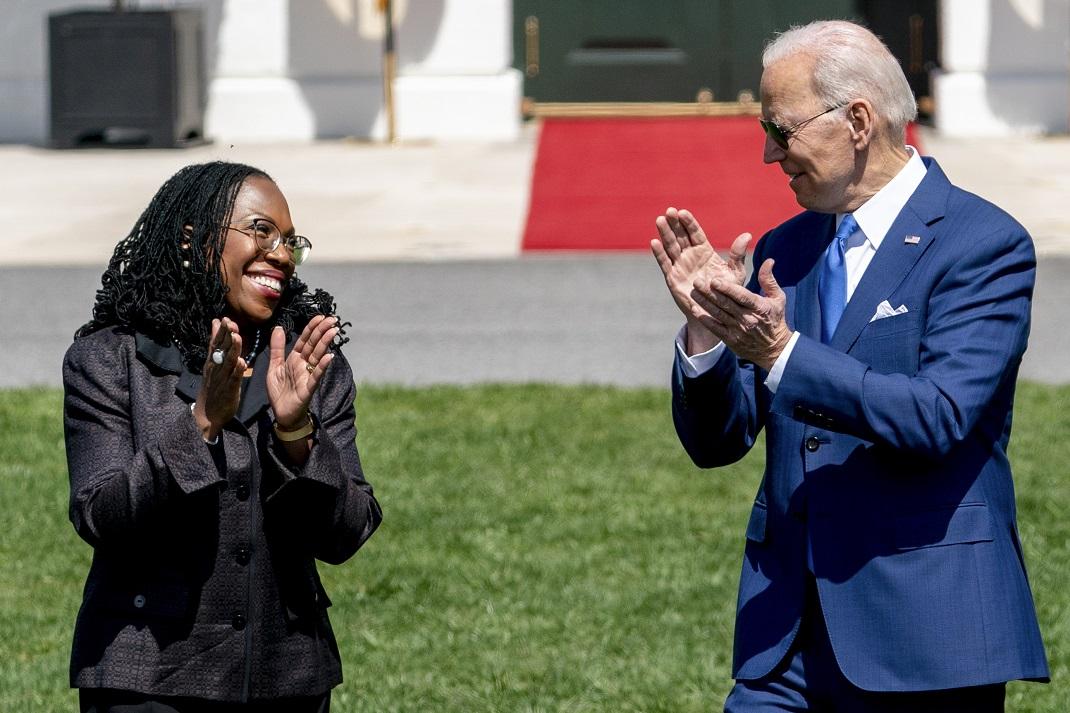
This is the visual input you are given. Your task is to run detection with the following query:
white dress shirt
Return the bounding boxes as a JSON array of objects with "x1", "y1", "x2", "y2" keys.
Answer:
[{"x1": 676, "y1": 146, "x2": 927, "y2": 389}]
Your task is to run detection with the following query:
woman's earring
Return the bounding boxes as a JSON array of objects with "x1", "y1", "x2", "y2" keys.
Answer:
[{"x1": 181, "y1": 241, "x2": 191, "y2": 269}]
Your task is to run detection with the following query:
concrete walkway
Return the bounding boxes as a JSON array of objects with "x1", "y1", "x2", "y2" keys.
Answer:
[
  {"x1": 2, "y1": 126, "x2": 1070, "y2": 267},
  {"x1": 0, "y1": 135, "x2": 536, "y2": 266},
  {"x1": 1, "y1": 124, "x2": 1068, "y2": 388}
]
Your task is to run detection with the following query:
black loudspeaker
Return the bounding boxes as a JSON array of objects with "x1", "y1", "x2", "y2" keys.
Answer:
[{"x1": 49, "y1": 9, "x2": 205, "y2": 148}]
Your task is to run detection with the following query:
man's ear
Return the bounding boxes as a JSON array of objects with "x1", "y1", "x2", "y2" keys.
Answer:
[{"x1": 847, "y1": 99, "x2": 875, "y2": 150}]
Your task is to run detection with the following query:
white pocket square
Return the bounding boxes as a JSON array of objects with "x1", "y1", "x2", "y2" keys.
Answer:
[{"x1": 869, "y1": 300, "x2": 908, "y2": 322}]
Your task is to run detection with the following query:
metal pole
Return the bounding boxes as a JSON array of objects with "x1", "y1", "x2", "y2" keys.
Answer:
[{"x1": 382, "y1": 0, "x2": 397, "y2": 143}]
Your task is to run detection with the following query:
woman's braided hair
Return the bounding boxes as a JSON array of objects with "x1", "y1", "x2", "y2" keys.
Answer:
[{"x1": 75, "y1": 161, "x2": 347, "y2": 371}]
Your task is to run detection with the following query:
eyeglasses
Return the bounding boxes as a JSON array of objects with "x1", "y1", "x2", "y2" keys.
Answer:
[
  {"x1": 759, "y1": 103, "x2": 846, "y2": 150},
  {"x1": 227, "y1": 219, "x2": 312, "y2": 266}
]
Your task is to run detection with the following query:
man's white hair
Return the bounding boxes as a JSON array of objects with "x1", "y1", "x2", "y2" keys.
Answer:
[{"x1": 763, "y1": 20, "x2": 917, "y2": 142}]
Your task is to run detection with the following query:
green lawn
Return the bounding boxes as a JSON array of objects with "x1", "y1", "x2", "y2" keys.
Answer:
[{"x1": 1, "y1": 383, "x2": 1067, "y2": 712}]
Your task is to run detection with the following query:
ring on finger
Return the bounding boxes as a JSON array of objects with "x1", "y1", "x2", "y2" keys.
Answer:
[
  {"x1": 306, "y1": 362, "x2": 315, "y2": 373},
  {"x1": 211, "y1": 349, "x2": 225, "y2": 365}
]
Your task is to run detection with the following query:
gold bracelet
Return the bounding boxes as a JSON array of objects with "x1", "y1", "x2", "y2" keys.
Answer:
[{"x1": 273, "y1": 414, "x2": 315, "y2": 442}]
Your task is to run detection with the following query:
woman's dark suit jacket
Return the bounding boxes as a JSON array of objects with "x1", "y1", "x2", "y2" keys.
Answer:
[{"x1": 62, "y1": 326, "x2": 382, "y2": 703}]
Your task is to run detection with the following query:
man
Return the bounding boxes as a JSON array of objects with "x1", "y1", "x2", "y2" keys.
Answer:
[{"x1": 651, "y1": 20, "x2": 1048, "y2": 711}]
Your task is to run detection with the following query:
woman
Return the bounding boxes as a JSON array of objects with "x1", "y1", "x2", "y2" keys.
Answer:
[{"x1": 63, "y1": 161, "x2": 382, "y2": 712}]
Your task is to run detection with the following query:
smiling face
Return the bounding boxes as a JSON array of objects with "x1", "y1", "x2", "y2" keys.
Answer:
[
  {"x1": 760, "y1": 56, "x2": 858, "y2": 213},
  {"x1": 219, "y1": 175, "x2": 296, "y2": 329}
]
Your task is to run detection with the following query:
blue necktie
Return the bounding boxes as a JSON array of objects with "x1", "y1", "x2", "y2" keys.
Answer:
[{"x1": 819, "y1": 214, "x2": 858, "y2": 344}]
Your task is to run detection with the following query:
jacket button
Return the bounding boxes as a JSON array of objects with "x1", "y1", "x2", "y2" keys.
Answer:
[
  {"x1": 805, "y1": 436, "x2": 820, "y2": 452},
  {"x1": 235, "y1": 483, "x2": 250, "y2": 501},
  {"x1": 232, "y1": 613, "x2": 247, "y2": 630},
  {"x1": 133, "y1": 594, "x2": 146, "y2": 609},
  {"x1": 236, "y1": 546, "x2": 251, "y2": 565}
]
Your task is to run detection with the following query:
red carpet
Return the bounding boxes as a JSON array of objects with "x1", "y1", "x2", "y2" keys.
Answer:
[{"x1": 521, "y1": 116, "x2": 921, "y2": 251}]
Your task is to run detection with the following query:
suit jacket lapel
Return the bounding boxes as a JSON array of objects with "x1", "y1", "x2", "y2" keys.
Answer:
[
  {"x1": 135, "y1": 332, "x2": 202, "y2": 401},
  {"x1": 236, "y1": 344, "x2": 271, "y2": 425},
  {"x1": 794, "y1": 213, "x2": 836, "y2": 340},
  {"x1": 829, "y1": 213, "x2": 934, "y2": 352},
  {"x1": 829, "y1": 158, "x2": 951, "y2": 352},
  {"x1": 236, "y1": 329, "x2": 298, "y2": 425},
  {"x1": 135, "y1": 329, "x2": 276, "y2": 426}
]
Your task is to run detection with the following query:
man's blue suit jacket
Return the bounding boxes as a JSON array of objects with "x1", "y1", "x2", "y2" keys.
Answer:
[{"x1": 671, "y1": 158, "x2": 1049, "y2": 692}]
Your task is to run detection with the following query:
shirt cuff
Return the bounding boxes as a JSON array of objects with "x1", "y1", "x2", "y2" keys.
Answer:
[
  {"x1": 674, "y1": 325, "x2": 727, "y2": 378},
  {"x1": 763, "y1": 331, "x2": 800, "y2": 393}
]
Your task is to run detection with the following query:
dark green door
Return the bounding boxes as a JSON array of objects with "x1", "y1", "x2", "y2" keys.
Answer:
[
  {"x1": 718, "y1": 0, "x2": 863, "y2": 104},
  {"x1": 858, "y1": 0, "x2": 939, "y2": 116},
  {"x1": 514, "y1": 0, "x2": 721, "y2": 102},
  {"x1": 514, "y1": 0, "x2": 858, "y2": 104}
]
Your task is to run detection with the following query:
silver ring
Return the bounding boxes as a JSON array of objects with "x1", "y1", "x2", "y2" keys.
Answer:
[{"x1": 211, "y1": 349, "x2": 225, "y2": 365}]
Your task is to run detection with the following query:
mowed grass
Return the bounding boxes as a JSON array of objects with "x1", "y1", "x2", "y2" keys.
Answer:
[{"x1": 0, "y1": 383, "x2": 1067, "y2": 712}]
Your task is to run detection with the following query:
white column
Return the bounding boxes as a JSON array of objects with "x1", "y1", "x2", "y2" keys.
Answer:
[
  {"x1": 205, "y1": 0, "x2": 521, "y2": 142},
  {"x1": 393, "y1": 0, "x2": 522, "y2": 141},
  {"x1": 933, "y1": 0, "x2": 1070, "y2": 136},
  {"x1": 204, "y1": 0, "x2": 320, "y2": 142}
]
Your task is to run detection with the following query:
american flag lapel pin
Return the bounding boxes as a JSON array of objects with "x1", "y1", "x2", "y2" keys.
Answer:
[{"x1": 904, "y1": 234, "x2": 921, "y2": 245}]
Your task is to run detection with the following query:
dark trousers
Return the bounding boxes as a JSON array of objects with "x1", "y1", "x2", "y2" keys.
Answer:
[
  {"x1": 79, "y1": 689, "x2": 330, "y2": 713},
  {"x1": 724, "y1": 581, "x2": 1005, "y2": 712}
]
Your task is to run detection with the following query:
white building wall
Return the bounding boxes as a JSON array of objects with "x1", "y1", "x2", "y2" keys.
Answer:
[
  {"x1": 934, "y1": 0, "x2": 1070, "y2": 135},
  {"x1": 3, "y1": 1, "x2": 1066, "y2": 142},
  {"x1": 0, "y1": 0, "x2": 521, "y2": 144}
]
